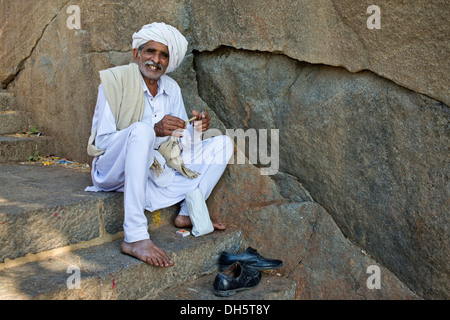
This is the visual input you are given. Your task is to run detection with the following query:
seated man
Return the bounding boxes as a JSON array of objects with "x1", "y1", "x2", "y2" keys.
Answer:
[{"x1": 86, "y1": 22, "x2": 233, "y2": 268}]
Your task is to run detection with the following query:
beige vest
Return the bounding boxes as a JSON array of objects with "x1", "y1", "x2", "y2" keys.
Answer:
[{"x1": 87, "y1": 63, "x2": 145, "y2": 157}]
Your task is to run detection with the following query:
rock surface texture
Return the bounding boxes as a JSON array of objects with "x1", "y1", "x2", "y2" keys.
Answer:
[{"x1": 0, "y1": 0, "x2": 448, "y2": 299}]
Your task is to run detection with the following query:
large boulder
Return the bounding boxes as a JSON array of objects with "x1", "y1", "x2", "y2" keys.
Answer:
[{"x1": 196, "y1": 47, "x2": 449, "y2": 299}]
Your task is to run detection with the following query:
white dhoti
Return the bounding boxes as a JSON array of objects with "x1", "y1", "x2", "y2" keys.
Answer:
[{"x1": 89, "y1": 121, "x2": 233, "y2": 243}]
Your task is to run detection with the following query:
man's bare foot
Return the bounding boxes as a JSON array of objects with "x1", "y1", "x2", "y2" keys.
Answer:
[
  {"x1": 120, "y1": 239, "x2": 174, "y2": 267},
  {"x1": 174, "y1": 215, "x2": 226, "y2": 230}
]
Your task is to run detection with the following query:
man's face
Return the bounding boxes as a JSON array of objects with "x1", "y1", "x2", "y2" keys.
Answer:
[{"x1": 133, "y1": 41, "x2": 169, "y2": 80}]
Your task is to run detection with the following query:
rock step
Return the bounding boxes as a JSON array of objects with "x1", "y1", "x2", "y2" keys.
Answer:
[
  {"x1": 0, "y1": 225, "x2": 243, "y2": 300},
  {"x1": 0, "y1": 163, "x2": 178, "y2": 264},
  {"x1": 0, "y1": 135, "x2": 55, "y2": 163},
  {"x1": 0, "y1": 90, "x2": 56, "y2": 163},
  {"x1": 151, "y1": 271, "x2": 296, "y2": 300},
  {"x1": 0, "y1": 91, "x2": 14, "y2": 111},
  {"x1": 0, "y1": 111, "x2": 28, "y2": 134}
]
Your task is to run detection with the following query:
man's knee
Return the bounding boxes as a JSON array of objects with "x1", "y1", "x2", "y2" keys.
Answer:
[{"x1": 128, "y1": 122, "x2": 155, "y2": 145}]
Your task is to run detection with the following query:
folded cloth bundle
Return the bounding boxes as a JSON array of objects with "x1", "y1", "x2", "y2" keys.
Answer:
[
  {"x1": 186, "y1": 188, "x2": 214, "y2": 237},
  {"x1": 156, "y1": 136, "x2": 199, "y2": 179}
]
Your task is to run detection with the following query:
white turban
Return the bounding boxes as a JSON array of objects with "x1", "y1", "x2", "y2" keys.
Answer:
[{"x1": 132, "y1": 22, "x2": 188, "y2": 74}]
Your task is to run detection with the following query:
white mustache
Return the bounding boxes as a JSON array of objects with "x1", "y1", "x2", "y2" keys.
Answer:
[{"x1": 145, "y1": 61, "x2": 163, "y2": 70}]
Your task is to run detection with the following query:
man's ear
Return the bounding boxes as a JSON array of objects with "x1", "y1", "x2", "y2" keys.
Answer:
[{"x1": 132, "y1": 48, "x2": 139, "y2": 62}]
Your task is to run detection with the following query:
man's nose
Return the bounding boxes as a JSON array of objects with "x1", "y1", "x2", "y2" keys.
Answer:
[{"x1": 151, "y1": 53, "x2": 160, "y2": 64}]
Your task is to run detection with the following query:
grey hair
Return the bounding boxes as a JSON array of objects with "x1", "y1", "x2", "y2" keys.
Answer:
[{"x1": 138, "y1": 43, "x2": 146, "y2": 52}]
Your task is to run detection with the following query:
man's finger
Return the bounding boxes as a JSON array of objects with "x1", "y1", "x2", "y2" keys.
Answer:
[
  {"x1": 167, "y1": 116, "x2": 186, "y2": 126},
  {"x1": 164, "y1": 116, "x2": 186, "y2": 130}
]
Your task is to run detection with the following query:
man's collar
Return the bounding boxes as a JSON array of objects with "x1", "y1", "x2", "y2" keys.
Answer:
[{"x1": 141, "y1": 75, "x2": 169, "y2": 97}]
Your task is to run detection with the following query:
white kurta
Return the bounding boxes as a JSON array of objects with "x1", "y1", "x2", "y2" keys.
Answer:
[{"x1": 86, "y1": 74, "x2": 233, "y2": 242}]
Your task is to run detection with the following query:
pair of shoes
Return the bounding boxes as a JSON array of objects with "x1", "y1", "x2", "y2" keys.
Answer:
[
  {"x1": 213, "y1": 261, "x2": 261, "y2": 297},
  {"x1": 219, "y1": 247, "x2": 283, "y2": 271}
]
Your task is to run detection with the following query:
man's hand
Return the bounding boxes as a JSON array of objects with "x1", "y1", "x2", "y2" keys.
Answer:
[
  {"x1": 192, "y1": 110, "x2": 211, "y2": 132},
  {"x1": 154, "y1": 115, "x2": 186, "y2": 137}
]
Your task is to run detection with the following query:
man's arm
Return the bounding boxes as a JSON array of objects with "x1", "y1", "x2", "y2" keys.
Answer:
[{"x1": 92, "y1": 84, "x2": 118, "y2": 150}]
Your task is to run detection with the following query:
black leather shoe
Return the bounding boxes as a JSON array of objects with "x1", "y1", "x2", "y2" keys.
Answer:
[
  {"x1": 213, "y1": 261, "x2": 261, "y2": 297},
  {"x1": 219, "y1": 247, "x2": 283, "y2": 271}
]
